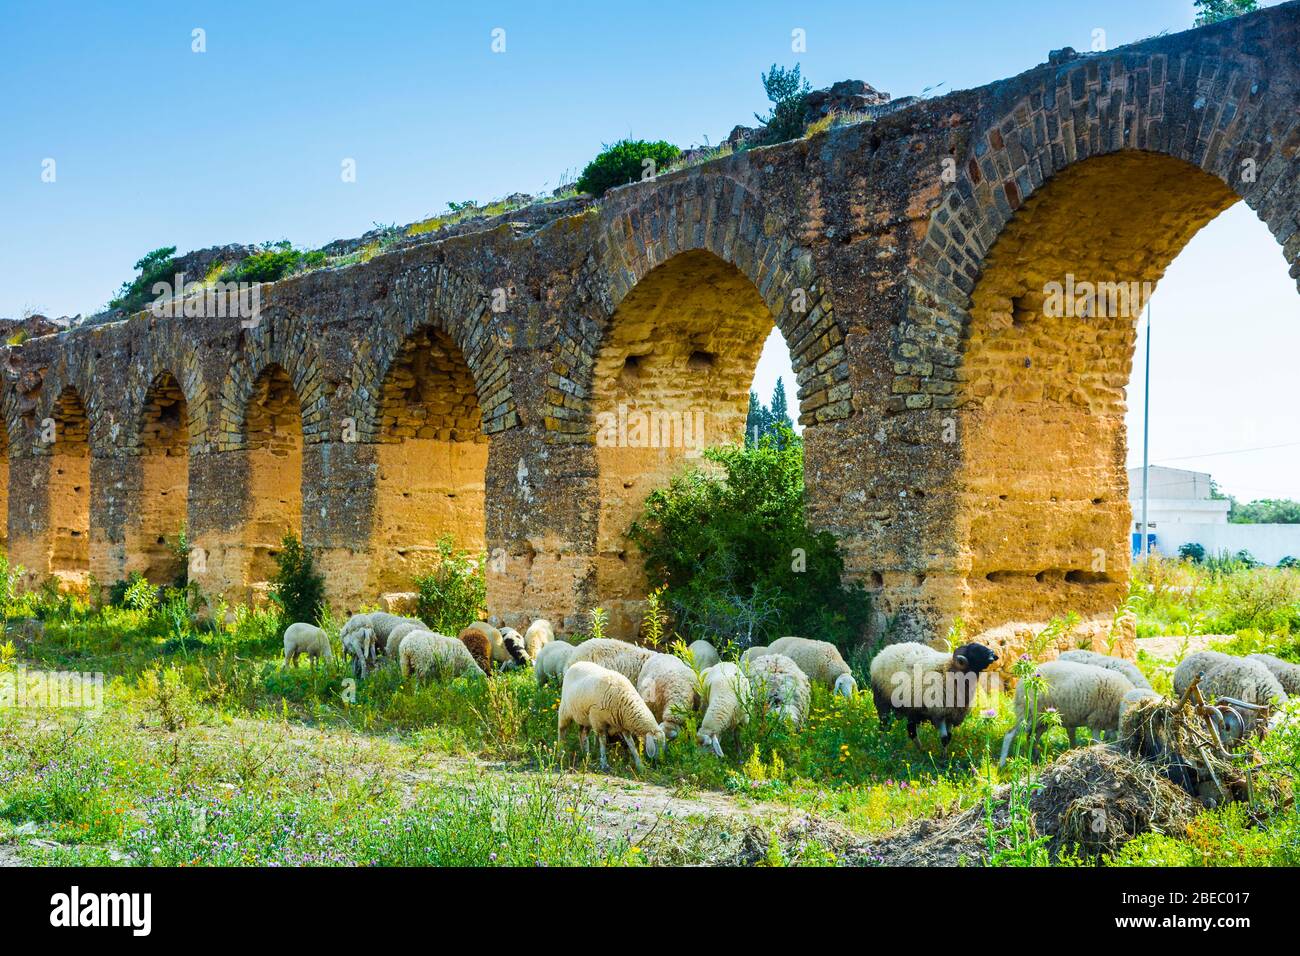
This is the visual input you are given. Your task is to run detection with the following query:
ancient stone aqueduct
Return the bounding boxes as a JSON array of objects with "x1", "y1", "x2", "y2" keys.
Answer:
[{"x1": 3, "y1": 7, "x2": 1297, "y2": 642}]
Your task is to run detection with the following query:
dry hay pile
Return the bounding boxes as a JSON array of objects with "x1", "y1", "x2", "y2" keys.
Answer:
[{"x1": 861, "y1": 747, "x2": 1200, "y2": 866}]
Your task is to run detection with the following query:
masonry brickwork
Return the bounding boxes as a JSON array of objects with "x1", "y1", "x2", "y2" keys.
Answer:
[{"x1": 3, "y1": 7, "x2": 1297, "y2": 644}]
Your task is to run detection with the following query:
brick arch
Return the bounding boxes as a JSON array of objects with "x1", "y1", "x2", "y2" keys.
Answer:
[
  {"x1": 31, "y1": 365, "x2": 99, "y2": 454},
  {"x1": 905, "y1": 47, "x2": 1299, "y2": 401},
  {"x1": 351, "y1": 264, "x2": 516, "y2": 442},
  {"x1": 126, "y1": 333, "x2": 211, "y2": 454},
  {"x1": 216, "y1": 321, "x2": 326, "y2": 451},
  {"x1": 909, "y1": 44, "x2": 1300, "y2": 636},
  {"x1": 546, "y1": 175, "x2": 848, "y2": 439}
]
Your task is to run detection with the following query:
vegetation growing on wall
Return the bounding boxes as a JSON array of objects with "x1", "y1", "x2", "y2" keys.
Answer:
[
  {"x1": 575, "y1": 139, "x2": 682, "y2": 197},
  {"x1": 109, "y1": 246, "x2": 178, "y2": 314}
]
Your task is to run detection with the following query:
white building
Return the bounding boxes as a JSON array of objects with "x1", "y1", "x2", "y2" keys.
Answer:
[{"x1": 1127, "y1": 465, "x2": 1300, "y2": 564}]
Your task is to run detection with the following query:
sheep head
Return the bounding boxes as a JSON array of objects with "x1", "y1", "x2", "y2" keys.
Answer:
[
  {"x1": 833, "y1": 673, "x2": 858, "y2": 697},
  {"x1": 952, "y1": 643, "x2": 998, "y2": 674}
]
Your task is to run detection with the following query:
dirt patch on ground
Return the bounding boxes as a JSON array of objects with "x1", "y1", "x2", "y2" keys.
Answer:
[{"x1": 1136, "y1": 634, "x2": 1224, "y2": 661}]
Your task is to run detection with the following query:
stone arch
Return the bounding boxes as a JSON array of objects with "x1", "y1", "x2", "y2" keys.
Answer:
[
  {"x1": 351, "y1": 264, "x2": 517, "y2": 441},
  {"x1": 217, "y1": 322, "x2": 326, "y2": 452},
  {"x1": 547, "y1": 177, "x2": 847, "y2": 441},
  {"x1": 238, "y1": 362, "x2": 305, "y2": 584},
  {"x1": 44, "y1": 384, "x2": 92, "y2": 583},
  {"x1": 911, "y1": 48, "x2": 1300, "y2": 634},
  {"x1": 131, "y1": 370, "x2": 192, "y2": 583},
  {"x1": 128, "y1": 333, "x2": 211, "y2": 454}
]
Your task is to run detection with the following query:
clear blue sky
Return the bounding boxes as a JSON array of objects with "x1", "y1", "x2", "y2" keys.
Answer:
[{"x1": 3, "y1": 1, "x2": 1296, "y2": 499}]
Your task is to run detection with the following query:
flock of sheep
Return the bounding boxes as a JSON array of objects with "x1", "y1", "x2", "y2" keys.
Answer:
[
  {"x1": 283, "y1": 613, "x2": 860, "y2": 768},
  {"x1": 282, "y1": 612, "x2": 1300, "y2": 771}
]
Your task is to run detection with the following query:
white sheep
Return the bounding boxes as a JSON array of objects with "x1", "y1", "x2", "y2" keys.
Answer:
[
  {"x1": 557, "y1": 661, "x2": 663, "y2": 771},
  {"x1": 1248, "y1": 654, "x2": 1300, "y2": 697},
  {"x1": 1174, "y1": 651, "x2": 1288, "y2": 708},
  {"x1": 564, "y1": 638, "x2": 656, "y2": 684},
  {"x1": 763, "y1": 636, "x2": 858, "y2": 697},
  {"x1": 1059, "y1": 648, "x2": 1151, "y2": 690},
  {"x1": 744, "y1": 653, "x2": 811, "y2": 727},
  {"x1": 697, "y1": 662, "x2": 751, "y2": 756},
  {"x1": 400, "y1": 630, "x2": 487, "y2": 680},
  {"x1": 686, "y1": 640, "x2": 720, "y2": 670},
  {"x1": 869, "y1": 641, "x2": 999, "y2": 750},
  {"x1": 535, "y1": 640, "x2": 576, "y2": 687},
  {"x1": 283, "y1": 622, "x2": 333, "y2": 668},
  {"x1": 341, "y1": 625, "x2": 376, "y2": 679},
  {"x1": 385, "y1": 620, "x2": 429, "y2": 661},
  {"x1": 998, "y1": 660, "x2": 1134, "y2": 766},
  {"x1": 524, "y1": 619, "x2": 555, "y2": 660},
  {"x1": 344, "y1": 612, "x2": 423, "y2": 658},
  {"x1": 636, "y1": 653, "x2": 700, "y2": 740}
]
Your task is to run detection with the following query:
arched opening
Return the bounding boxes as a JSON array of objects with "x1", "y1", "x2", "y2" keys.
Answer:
[
  {"x1": 136, "y1": 371, "x2": 190, "y2": 584},
  {"x1": 956, "y1": 151, "x2": 1241, "y2": 632},
  {"x1": 48, "y1": 386, "x2": 91, "y2": 582},
  {"x1": 243, "y1": 364, "x2": 303, "y2": 584},
  {"x1": 592, "y1": 248, "x2": 779, "y2": 635},
  {"x1": 371, "y1": 326, "x2": 487, "y2": 590}
]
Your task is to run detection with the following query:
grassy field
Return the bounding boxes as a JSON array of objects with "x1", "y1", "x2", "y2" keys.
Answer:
[{"x1": 1, "y1": 556, "x2": 1298, "y2": 867}]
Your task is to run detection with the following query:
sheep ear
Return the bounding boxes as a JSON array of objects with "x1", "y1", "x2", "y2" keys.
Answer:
[
  {"x1": 954, "y1": 653, "x2": 969, "y2": 669},
  {"x1": 711, "y1": 736, "x2": 724, "y2": 758}
]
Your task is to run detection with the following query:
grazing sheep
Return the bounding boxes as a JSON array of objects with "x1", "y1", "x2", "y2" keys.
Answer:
[
  {"x1": 466, "y1": 620, "x2": 529, "y2": 668},
  {"x1": 341, "y1": 625, "x2": 376, "y2": 679},
  {"x1": 458, "y1": 628, "x2": 493, "y2": 676},
  {"x1": 523, "y1": 619, "x2": 555, "y2": 660},
  {"x1": 764, "y1": 636, "x2": 858, "y2": 697},
  {"x1": 283, "y1": 622, "x2": 333, "y2": 668},
  {"x1": 998, "y1": 660, "x2": 1134, "y2": 766},
  {"x1": 344, "y1": 612, "x2": 423, "y2": 657},
  {"x1": 400, "y1": 630, "x2": 487, "y2": 680},
  {"x1": 1248, "y1": 654, "x2": 1300, "y2": 697},
  {"x1": 636, "y1": 653, "x2": 700, "y2": 740},
  {"x1": 565, "y1": 638, "x2": 656, "y2": 684},
  {"x1": 535, "y1": 640, "x2": 576, "y2": 686},
  {"x1": 386, "y1": 620, "x2": 429, "y2": 661},
  {"x1": 869, "y1": 641, "x2": 1000, "y2": 751},
  {"x1": 686, "y1": 640, "x2": 720, "y2": 670},
  {"x1": 557, "y1": 661, "x2": 663, "y2": 771},
  {"x1": 697, "y1": 662, "x2": 751, "y2": 756},
  {"x1": 1059, "y1": 649, "x2": 1151, "y2": 690},
  {"x1": 744, "y1": 653, "x2": 811, "y2": 727},
  {"x1": 1174, "y1": 651, "x2": 1287, "y2": 708},
  {"x1": 499, "y1": 626, "x2": 531, "y2": 669}
]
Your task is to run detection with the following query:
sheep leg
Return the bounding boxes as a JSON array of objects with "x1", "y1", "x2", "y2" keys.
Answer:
[
  {"x1": 998, "y1": 722, "x2": 1020, "y2": 767},
  {"x1": 621, "y1": 733, "x2": 644, "y2": 772},
  {"x1": 1067, "y1": 726, "x2": 1078, "y2": 748},
  {"x1": 1091, "y1": 728, "x2": 1103, "y2": 745},
  {"x1": 906, "y1": 719, "x2": 919, "y2": 743},
  {"x1": 597, "y1": 735, "x2": 608, "y2": 770}
]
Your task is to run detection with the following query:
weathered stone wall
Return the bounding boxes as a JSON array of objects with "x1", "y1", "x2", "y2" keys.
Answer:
[{"x1": 1, "y1": 5, "x2": 1296, "y2": 641}]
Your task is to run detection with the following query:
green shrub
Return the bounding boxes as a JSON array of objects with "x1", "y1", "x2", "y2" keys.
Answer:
[
  {"x1": 220, "y1": 241, "x2": 325, "y2": 284},
  {"x1": 413, "y1": 537, "x2": 487, "y2": 635},
  {"x1": 1177, "y1": 542, "x2": 1206, "y2": 563},
  {"x1": 110, "y1": 246, "x2": 178, "y2": 314},
  {"x1": 575, "y1": 139, "x2": 681, "y2": 198},
  {"x1": 629, "y1": 428, "x2": 869, "y2": 650},
  {"x1": 268, "y1": 534, "x2": 325, "y2": 630},
  {"x1": 754, "y1": 63, "x2": 811, "y2": 144}
]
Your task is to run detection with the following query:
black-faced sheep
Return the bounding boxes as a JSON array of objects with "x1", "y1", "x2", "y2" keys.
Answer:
[
  {"x1": 998, "y1": 659, "x2": 1134, "y2": 766},
  {"x1": 869, "y1": 641, "x2": 999, "y2": 751},
  {"x1": 558, "y1": 661, "x2": 663, "y2": 771}
]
